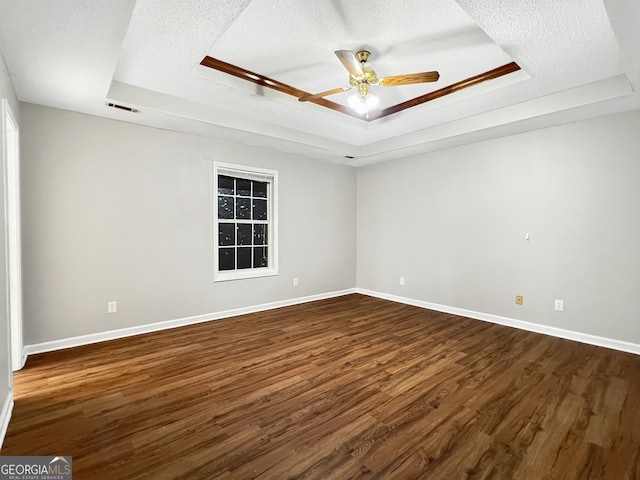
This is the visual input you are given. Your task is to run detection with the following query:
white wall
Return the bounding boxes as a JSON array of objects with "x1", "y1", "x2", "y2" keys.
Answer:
[
  {"x1": 20, "y1": 103, "x2": 356, "y2": 345},
  {"x1": 357, "y1": 109, "x2": 640, "y2": 346},
  {"x1": 0, "y1": 48, "x2": 19, "y2": 444}
]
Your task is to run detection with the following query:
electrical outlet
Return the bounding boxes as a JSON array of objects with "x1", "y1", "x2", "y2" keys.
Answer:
[
  {"x1": 515, "y1": 295, "x2": 523, "y2": 305},
  {"x1": 554, "y1": 299, "x2": 564, "y2": 312},
  {"x1": 293, "y1": 277, "x2": 299, "y2": 287},
  {"x1": 107, "y1": 301, "x2": 117, "y2": 314},
  {"x1": 399, "y1": 277, "x2": 405, "y2": 286}
]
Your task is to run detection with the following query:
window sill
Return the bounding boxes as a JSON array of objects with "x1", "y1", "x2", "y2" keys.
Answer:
[{"x1": 214, "y1": 268, "x2": 278, "y2": 282}]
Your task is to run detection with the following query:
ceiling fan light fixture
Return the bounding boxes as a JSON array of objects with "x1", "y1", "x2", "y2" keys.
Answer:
[
  {"x1": 293, "y1": 49, "x2": 442, "y2": 118},
  {"x1": 365, "y1": 93, "x2": 380, "y2": 109},
  {"x1": 348, "y1": 92, "x2": 379, "y2": 114}
]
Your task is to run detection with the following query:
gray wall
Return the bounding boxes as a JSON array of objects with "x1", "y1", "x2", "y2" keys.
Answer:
[
  {"x1": 357, "y1": 109, "x2": 640, "y2": 344},
  {"x1": 0, "y1": 49, "x2": 19, "y2": 421},
  {"x1": 21, "y1": 103, "x2": 356, "y2": 345},
  {"x1": 16, "y1": 100, "x2": 640, "y2": 350}
]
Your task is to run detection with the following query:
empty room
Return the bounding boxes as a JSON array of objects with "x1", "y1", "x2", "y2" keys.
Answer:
[{"x1": 1, "y1": 0, "x2": 639, "y2": 479}]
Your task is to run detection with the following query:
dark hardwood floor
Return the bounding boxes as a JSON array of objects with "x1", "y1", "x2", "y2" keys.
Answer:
[{"x1": 2, "y1": 294, "x2": 639, "y2": 479}]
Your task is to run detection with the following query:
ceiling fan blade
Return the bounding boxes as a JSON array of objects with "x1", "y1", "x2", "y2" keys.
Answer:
[
  {"x1": 335, "y1": 50, "x2": 364, "y2": 78},
  {"x1": 379, "y1": 71, "x2": 440, "y2": 86},
  {"x1": 298, "y1": 87, "x2": 350, "y2": 102}
]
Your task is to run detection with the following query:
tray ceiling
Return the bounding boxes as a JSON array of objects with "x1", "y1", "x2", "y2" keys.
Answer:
[{"x1": 0, "y1": 0, "x2": 638, "y2": 165}]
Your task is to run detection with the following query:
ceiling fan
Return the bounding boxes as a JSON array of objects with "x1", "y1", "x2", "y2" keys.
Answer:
[{"x1": 298, "y1": 50, "x2": 440, "y2": 113}]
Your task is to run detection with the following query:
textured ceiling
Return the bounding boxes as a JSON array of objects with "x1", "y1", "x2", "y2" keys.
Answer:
[
  {"x1": 202, "y1": 0, "x2": 513, "y2": 109},
  {"x1": 0, "y1": 0, "x2": 638, "y2": 165}
]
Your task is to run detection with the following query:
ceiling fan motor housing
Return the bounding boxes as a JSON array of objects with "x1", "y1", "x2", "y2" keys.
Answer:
[{"x1": 350, "y1": 51, "x2": 379, "y2": 95}]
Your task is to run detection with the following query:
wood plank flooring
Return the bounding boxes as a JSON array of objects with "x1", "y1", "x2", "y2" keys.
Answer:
[{"x1": 2, "y1": 294, "x2": 639, "y2": 479}]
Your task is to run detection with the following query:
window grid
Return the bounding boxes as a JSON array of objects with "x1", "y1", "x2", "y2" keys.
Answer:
[{"x1": 217, "y1": 175, "x2": 270, "y2": 272}]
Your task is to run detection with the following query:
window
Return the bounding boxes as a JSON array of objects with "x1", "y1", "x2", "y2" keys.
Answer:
[{"x1": 214, "y1": 162, "x2": 278, "y2": 281}]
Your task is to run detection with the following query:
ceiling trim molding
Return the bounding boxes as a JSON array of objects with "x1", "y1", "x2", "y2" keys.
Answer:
[
  {"x1": 200, "y1": 56, "x2": 521, "y2": 122},
  {"x1": 200, "y1": 56, "x2": 357, "y2": 118},
  {"x1": 369, "y1": 62, "x2": 521, "y2": 120}
]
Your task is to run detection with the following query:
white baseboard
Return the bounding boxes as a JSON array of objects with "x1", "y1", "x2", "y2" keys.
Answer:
[
  {"x1": 0, "y1": 390, "x2": 14, "y2": 450},
  {"x1": 357, "y1": 288, "x2": 640, "y2": 356},
  {"x1": 24, "y1": 288, "x2": 357, "y2": 357},
  {"x1": 12, "y1": 350, "x2": 27, "y2": 372},
  {"x1": 23, "y1": 287, "x2": 639, "y2": 360}
]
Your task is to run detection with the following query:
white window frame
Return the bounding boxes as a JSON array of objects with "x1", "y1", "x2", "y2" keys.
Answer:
[{"x1": 213, "y1": 161, "x2": 278, "y2": 282}]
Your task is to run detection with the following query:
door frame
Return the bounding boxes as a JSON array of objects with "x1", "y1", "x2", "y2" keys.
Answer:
[{"x1": 2, "y1": 99, "x2": 24, "y2": 371}]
